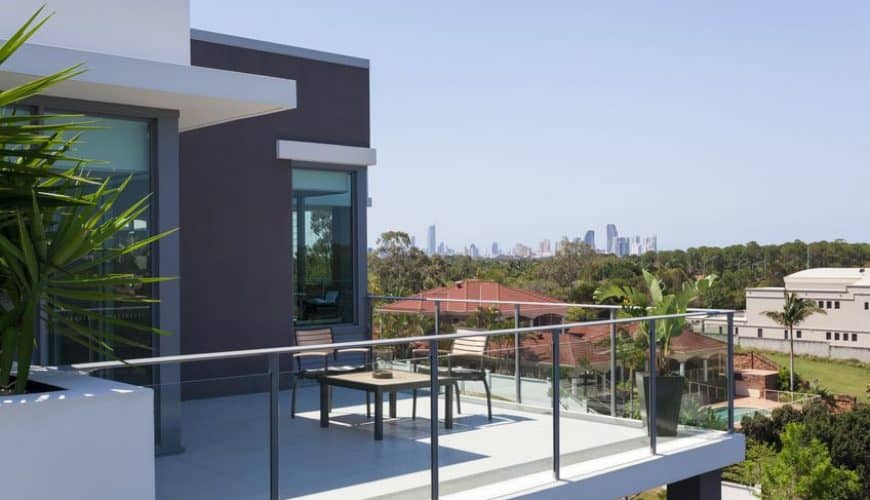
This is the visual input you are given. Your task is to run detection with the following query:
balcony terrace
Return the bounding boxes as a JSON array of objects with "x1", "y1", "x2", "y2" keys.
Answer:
[{"x1": 68, "y1": 298, "x2": 745, "y2": 499}]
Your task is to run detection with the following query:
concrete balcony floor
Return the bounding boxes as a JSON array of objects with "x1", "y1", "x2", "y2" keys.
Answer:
[{"x1": 156, "y1": 384, "x2": 739, "y2": 500}]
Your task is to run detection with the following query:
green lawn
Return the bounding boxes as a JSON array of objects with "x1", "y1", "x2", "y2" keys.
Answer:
[{"x1": 750, "y1": 349, "x2": 870, "y2": 398}]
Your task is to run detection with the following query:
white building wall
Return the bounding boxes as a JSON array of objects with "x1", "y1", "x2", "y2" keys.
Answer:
[{"x1": 3, "y1": 0, "x2": 191, "y2": 65}]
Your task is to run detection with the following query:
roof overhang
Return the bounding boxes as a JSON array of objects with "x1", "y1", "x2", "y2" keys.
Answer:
[
  {"x1": 1, "y1": 42, "x2": 296, "y2": 131},
  {"x1": 277, "y1": 139, "x2": 376, "y2": 166}
]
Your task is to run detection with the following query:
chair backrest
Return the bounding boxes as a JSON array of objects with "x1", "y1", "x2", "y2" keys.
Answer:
[
  {"x1": 323, "y1": 290, "x2": 339, "y2": 303},
  {"x1": 295, "y1": 327, "x2": 334, "y2": 347},
  {"x1": 451, "y1": 329, "x2": 488, "y2": 356}
]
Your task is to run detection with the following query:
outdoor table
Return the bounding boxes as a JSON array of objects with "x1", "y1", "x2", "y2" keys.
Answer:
[{"x1": 320, "y1": 371, "x2": 457, "y2": 440}]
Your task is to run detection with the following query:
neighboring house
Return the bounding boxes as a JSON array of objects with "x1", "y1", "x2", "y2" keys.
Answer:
[
  {"x1": 699, "y1": 268, "x2": 870, "y2": 362},
  {"x1": 377, "y1": 279, "x2": 569, "y2": 325},
  {"x1": 379, "y1": 279, "x2": 727, "y2": 379},
  {"x1": 1, "y1": 0, "x2": 374, "y2": 449}
]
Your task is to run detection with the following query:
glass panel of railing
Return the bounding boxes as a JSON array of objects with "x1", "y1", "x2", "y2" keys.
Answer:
[
  {"x1": 148, "y1": 370, "x2": 270, "y2": 500},
  {"x1": 677, "y1": 352, "x2": 730, "y2": 433},
  {"x1": 557, "y1": 318, "x2": 651, "y2": 477},
  {"x1": 280, "y1": 340, "x2": 430, "y2": 499},
  {"x1": 432, "y1": 340, "x2": 555, "y2": 498}
]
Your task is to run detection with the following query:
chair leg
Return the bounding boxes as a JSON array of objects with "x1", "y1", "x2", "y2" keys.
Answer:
[
  {"x1": 366, "y1": 391, "x2": 371, "y2": 419},
  {"x1": 290, "y1": 376, "x2": 298, "y2": 419},
  {"x1": 328, "y1": 385, "x2": 333, "y2": 412},
  {"x1": 454, "y1": 382, "x2": 461, "y2": 414},
  {"x1": 482, "y1": 378, "x2": 492, "y2": 420},
  {"x1": 412, "y1": 389, "x2": 417, "y2": 419}
]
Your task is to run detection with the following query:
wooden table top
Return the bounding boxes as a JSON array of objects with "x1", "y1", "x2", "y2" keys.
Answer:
[{"x1": 324, "y1": 370, "x2": 455, "y2": 389}]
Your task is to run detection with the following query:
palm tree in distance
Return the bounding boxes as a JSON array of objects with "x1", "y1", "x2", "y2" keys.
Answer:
[{"x1": 763, "y1": 292, "x2": 826, "y2": 391}]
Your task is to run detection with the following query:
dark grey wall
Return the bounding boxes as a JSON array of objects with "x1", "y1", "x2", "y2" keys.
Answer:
[{"x1": 179, "y1": 39, "x2": 370, "y2": 394}]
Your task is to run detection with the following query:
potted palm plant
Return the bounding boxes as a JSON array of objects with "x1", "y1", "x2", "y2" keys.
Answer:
[{"x1": 595, "y1": 270, "x2": 715, "y2": 436}]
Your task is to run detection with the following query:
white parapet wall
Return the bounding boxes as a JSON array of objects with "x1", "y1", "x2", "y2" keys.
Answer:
[{"x1": 0, "y1": 367, "x2": 155, "y2": 500}]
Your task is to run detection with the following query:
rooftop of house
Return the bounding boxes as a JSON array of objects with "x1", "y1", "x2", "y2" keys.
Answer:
[
  {"x1": 783, "y1": 267, "x2": 870, "y2": 288},
  {"x1": 376, "y1": 279, "x2": 569, "y2": 318}
]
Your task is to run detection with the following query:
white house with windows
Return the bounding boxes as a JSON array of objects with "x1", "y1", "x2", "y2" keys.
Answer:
[{"x1": 699, "y1": 268, "x2": 870, "y2": 362}]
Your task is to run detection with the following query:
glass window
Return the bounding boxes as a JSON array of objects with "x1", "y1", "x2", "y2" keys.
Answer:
[
  {"x1": 292, "y1": 168, "x2": 355, "y2": 325},
  {"x1": 865, "y1": 302, "x2": 868, "y2": 310},
  {"x1": 835, "y1": 301, "x2": 840, "y2": 309},
  {"x1": 784, "y1": 330, "x2": 788, "y2": 339},
  {"x1": 834, "y1": 332, "x2": 840, "y2": 341},
  {"x1": 826, "y1": 331, "x2": 831, "y2": 340},
  {"x1": 757, "y1": 328, "x2": 762, "y2": 338},
  {"x1": 852, "y1": 333, "x2": 858, "y2": 341},
  {"x1": 818, "y1": 300, "x2": 824, "y2": 308},
  {"x1": 797, "y1": 330, "x2": 802, "y2": 338},
  {"x1": 826, "y1": 301, "x2": 832, "y2": 309},
  {"x1": 44, "y1": 113, "x2": 154, "y2": 385}
]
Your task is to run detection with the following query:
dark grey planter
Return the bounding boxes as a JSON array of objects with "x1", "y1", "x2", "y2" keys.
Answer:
[{"x1": 635, "y1": 372, "x2": 684, "y2": 437}]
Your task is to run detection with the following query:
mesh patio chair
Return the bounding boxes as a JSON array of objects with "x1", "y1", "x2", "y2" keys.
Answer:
[
  {"x1": 412, "y1": 330, "x2": 492, "y2": 421},
  {"x1": 290, "y1": 327, "x2": 372, "y2": 418}
]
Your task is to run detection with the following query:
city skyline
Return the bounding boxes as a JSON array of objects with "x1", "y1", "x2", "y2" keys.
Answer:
[{"x1": 415, "y1": 223, "x2": 656, "y2": 257}]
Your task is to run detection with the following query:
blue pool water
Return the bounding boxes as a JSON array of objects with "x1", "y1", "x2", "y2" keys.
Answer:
[{"x1": 713, "y1": 406, "x2": 770, "y2": 421}]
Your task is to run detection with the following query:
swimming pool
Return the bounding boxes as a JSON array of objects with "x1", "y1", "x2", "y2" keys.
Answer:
[{"x1": 712, "y1": 406, "x2": 770, "y2": 421}]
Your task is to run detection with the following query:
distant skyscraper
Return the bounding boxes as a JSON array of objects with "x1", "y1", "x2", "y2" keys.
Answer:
[
  {"x1": 437, "y1": 241, "x2": 446, "y2": 255},
  {"x1": 644, "y1": 235, "x2": 658, "y2": 253},
  {"x1": 630, "y1": 235, "x2": 643, "y2": 255},
  {"x1": 491, "y1": 242, "x2": 500, "y2": 257},
  {"x1": 538, "y1": 239, "x2": 552, "y2": 257},
  {"x1": 513, "y1": 243, "x2": 533, "y2": 258},
  {"x1": 468, "y1": 243, "x2": 480, "y2": 259},
  {"x1": 426, "y1": 225, "x2": 436, "y2": 255},
  {"x1": 584, "y1": 230, "x2": 595, "y2": 249},
  {"x1": 616, "y1": 236, "x2": 630, "y2": 257},
  {"x1": 606, "y1": 224, "x2": 618, "y2": 254}
]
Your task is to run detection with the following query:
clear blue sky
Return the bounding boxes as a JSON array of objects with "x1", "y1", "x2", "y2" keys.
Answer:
[{"x1": 192, "y1": 1, "x2": 870, "y2": 251}]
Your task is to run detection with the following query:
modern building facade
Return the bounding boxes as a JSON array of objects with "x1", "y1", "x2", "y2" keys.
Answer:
[
  {"x1": 700, "y1": 268, "x2": 870, "y2": 362},
  {"x1": 1, "y1": 1, "x2": 375, "y2": 393}
]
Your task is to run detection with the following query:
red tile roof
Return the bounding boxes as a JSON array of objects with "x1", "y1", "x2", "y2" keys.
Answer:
[
  {"x1": 376, "y1": 279, "x2": 568, "y2": 319},
  {"x1": 670, "y1": 329, "x2": 726, "y2": 354},
  {"x1": 512, "y1": 325, "x2": 724, "y2": 368}
]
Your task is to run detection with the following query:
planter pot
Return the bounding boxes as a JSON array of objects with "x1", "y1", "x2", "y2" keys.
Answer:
[
  {"x1": 0, "y1": 367, "x2": 155, "y2": 500},
  {"x1": 635, "y1": 372, "x2": 684, "y2": 437}
]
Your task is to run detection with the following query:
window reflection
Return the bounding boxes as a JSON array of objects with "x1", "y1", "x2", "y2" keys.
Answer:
[{"x1": 292, "y1": 168, "x2": 355, "y2": 325}]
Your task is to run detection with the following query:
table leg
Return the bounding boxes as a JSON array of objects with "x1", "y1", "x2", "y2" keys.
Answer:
[
  {"x1": 374, "y1": 389, "x2": 384, "y2": 441},
  {"x1": 319, "y1": 380, "x2": 329, "y2": 428},
  {"x1": 445, "y1": 384, "x2": 453, "y2": 429},
  {"x1": 389, "y1": 391, "x2": 397, "y2": 418}
]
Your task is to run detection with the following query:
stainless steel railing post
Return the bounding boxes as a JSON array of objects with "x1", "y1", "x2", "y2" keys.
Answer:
[
  {"x1": 514, "y1": 304, "x2": 522, "y2": 404},
  {"x1": 726, "y1": 312, "x2": 735, "y2": 433},
  {"x1": 268, "y1": 353, "x2": 280, "y2": 500},
  {"x1": 648, "y1": 319, "x2": 657, "y2": 455},
  {"x1": 552, "y1": 328, "x2": 561, "y2": 480},
  {"x1": 429, "y1": 338, "x2": 440, "y2": 499},
  {"x1": 609, "y1": 309, "x2": 617, "y2": 417}
]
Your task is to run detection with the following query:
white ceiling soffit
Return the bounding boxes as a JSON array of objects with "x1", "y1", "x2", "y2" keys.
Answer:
[
  {"x1": 277, "y1": 140, "x2": 377, "y2": 166},
  {"x1": 1, "y1": 42, "x2": 296, "y2": 131}
]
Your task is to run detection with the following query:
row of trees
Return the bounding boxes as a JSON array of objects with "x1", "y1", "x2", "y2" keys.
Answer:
[{"x1": 369, "y1": 231, "x2": 870, "y2": 310}]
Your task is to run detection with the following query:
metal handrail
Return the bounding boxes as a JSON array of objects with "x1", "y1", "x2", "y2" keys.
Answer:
[
  {"x1": 67, "y1": 310, "x2": 718, "y2": 372},
  {"x1": 369, "y1": 294, "x2": 735, "y2": 314}
]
